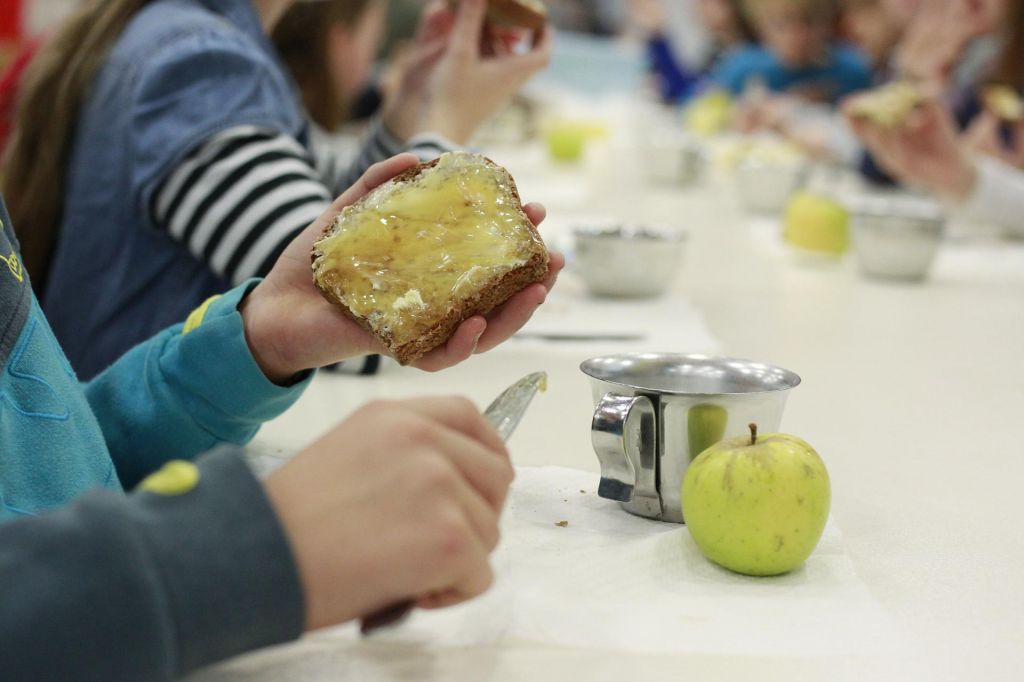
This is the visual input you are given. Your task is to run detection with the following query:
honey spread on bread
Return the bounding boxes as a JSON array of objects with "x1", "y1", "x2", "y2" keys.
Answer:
[{"x1": 311, "y1": 152, "x2": 548, "y2": 364}]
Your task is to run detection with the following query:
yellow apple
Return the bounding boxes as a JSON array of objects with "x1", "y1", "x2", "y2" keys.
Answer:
[
  {"x1": 544, "y1": 121, "x2": 600, "y2": 163},
  {"x1": 685, "y1": 90, "x2": 733, "y2": 138},
  {"x1": 681, "y1": 424, "x2": 830, "y2": 576},
  {"x1": 783, "y1": 191, "x2": 849, "y2": 256}
]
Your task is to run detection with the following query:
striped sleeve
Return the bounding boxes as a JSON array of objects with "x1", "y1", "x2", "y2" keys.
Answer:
[
  {"x1": 151, "y1": 121, "x2": 460, "y2": 285},
  {"x1": 151, "y1": 125, "x2": 332, "y2": 285}
]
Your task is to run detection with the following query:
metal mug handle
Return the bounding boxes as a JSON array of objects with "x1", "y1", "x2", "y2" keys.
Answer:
[{"x1": 591, "y1": 393, "x2": 661, "y2": 517}]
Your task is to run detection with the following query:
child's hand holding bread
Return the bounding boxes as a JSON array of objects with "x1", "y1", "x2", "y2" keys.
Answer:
[
  {"x1": 843, "y1": 94, "x2": 976, "y2": 201},
  {"x1": 239, "y1": 153, "x2": 563, "y2": 384}
]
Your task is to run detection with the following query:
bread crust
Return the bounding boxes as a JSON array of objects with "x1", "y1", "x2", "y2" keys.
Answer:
[
  {"x1": 445, "y1": 0, "x2": 547, "y2": 31},
  {"x1": 311, "y1": 155, "x2": 549, "y2": 365},
  {"x1": 486, "y1": 0, "x2": 547, "y2": 30}
]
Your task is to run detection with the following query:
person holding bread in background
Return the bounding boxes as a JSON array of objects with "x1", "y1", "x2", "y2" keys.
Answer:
[
  {"x1": 0, "y1": 0, "x2": 552, "y2": 380},
  {"x1": 842, "y1": 0, "x2": 1024, "y2": 232},
  {"x1": 0, "y1": 152, "x2": 562, "y2": 679},
  {"x1": 844, "y1": 92, "x2": 1024, "y2": 234}
]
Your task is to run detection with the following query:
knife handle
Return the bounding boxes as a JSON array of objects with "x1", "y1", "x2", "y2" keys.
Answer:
[{"x1": 360, "y1": 599, "x2": 415, "y2": 635}]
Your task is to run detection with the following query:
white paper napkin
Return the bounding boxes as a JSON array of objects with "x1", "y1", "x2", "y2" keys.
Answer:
[
  {"x1": 191, "y1": 466, "x2": 905, "y2": 681},
  {"x1": 510, "y1": 275, "x2": 720, "y2": 356},
  {"x1": 308, "y1": 466, "x2": 901, "y2": 657}
]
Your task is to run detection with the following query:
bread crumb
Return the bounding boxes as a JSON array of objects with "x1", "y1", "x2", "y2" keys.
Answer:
[{"x1": 555, "y1": 520, "x2": 569, "y2": 528}]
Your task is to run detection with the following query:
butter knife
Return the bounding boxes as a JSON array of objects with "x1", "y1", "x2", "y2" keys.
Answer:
[{"x1": 359, "y1": 371, "x2": 548, "y2": 635}]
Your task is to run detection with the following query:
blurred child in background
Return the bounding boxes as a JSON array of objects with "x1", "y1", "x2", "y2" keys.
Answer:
[
  {"x1": 714, "y1": 0, "x2": 871, "y2": 104},
  {"x1": 629, "y1": 0, "x2": 755, "y2": 102},
  {"x1": 1, "y1": 0, "x2": 551, "y2": 379},
  {"x1": 840, "y1": 0, "x2": 904, "y2": 73},
  {"x1": 273, "y1": 0, "x2": 388, "y2": 134}
]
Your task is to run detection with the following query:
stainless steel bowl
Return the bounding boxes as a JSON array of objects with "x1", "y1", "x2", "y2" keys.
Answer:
[
  {"x1": 643, "y1": 133, "x2": 705, "y2": 187},
  {"x1": 573, "y1": 225, "x2": 686, "y2": 298},
  {"x1": 581, "y1": 353, "x2": 802, "y2": 523},
  {"x1": 849, "y1": 195, "x2": 946, "y2": 282},
  {"x1": 735, "y1": 159, "x2": 808, "y2": 214}
]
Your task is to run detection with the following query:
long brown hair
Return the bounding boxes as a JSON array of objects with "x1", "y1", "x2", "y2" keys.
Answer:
[
  {"x1": 0, "y1": 0, "x2": 150, "y2": 288},
  {"x1": 272, "y1": 0, "x2": 375, "y2": 132}
]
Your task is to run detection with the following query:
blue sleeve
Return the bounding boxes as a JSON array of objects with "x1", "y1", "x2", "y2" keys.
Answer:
[
  {"x1": 85, "y1": 280, "x2": 313, "y2": 489},
  {"x1": 128, "y1": 29, "x2": 305, "y2": 230},
  {"x1": 711, "y1": 49, "x2": 753, "y2": 95},
  {"x1": 834, "y1": 46, "x2": 873, "y2": 99},
  {"x1": 647, "y1": 34, "x2": 701, "y2": 102}
]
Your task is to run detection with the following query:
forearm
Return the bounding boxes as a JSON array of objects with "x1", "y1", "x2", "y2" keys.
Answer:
[
  {"x1": 0, "y1": 449, "x2": 303, "y2": 681},
  {"x1": 86, "y1": 282, "x2": 312, "y2": 488}
]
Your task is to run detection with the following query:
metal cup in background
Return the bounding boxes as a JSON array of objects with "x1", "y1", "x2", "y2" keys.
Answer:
[{"x1": 581, "y1": 353, "x2": 802, "y2": 523}]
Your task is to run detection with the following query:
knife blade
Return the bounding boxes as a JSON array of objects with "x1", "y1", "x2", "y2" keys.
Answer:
[{"x1": 359, "y1": 371, "x2": 548, "y2": 636}]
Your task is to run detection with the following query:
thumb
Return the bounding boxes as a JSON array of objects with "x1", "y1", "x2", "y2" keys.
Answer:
[
  {"x1": 972, "y1": 109, "x2": 1002, "y2": 141},
  {"x1": 910, "y1": 97, "x2": 948, "y2": 131}
]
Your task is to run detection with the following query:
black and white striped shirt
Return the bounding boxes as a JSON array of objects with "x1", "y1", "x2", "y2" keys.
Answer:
[{"x1": 151, "y1": 119, "x2": 452, "y2": 285}]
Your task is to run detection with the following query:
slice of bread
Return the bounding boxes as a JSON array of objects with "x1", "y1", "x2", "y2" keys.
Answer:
[
  {"x1": 486, "y1": 0, "x2": 548, "y2": 30},
  {"x1": 311, "y1": 152, "x2": 549, "y2": 365},
  {"x1": 983, "y1": 85, "x2": 1024, "y2": 122},
  {"x1": 447, "y1": 0, "x2": 548, "y2": 31},
  {"x1": 848, "y1": 81, "x2": 925, "y2": 127}
]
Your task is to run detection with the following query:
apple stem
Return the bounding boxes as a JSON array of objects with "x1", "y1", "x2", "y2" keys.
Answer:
[{"x1": 749, "y1": 423, "x2": 758, "y2": 446}]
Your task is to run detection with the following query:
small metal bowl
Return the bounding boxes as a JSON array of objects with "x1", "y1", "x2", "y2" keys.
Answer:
[
  {"x1": 573, "y1": 225, "x2": 686, "y2": 298},
  {"x1": 642, "y1": 133, "x2": 705, "y2": 187},
  {"x1": 849, "y1": 195, "x2": 946, "y2": 282},
  {"x1": 735, "y1": 159, "x2": 808, "y2": 214}
]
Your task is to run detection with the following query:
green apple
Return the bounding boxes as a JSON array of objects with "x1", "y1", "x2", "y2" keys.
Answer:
[
  {"x1": 687, "y1": 404, "x2": 727, "y2": 461},
  {"x1": 681, "y1": 424, "x2": 830, "y2": 576},
  {"x1": 544, "y1": 123, "x2": 588, "y2": 162},
  {"x1": 783, "y1": 191, "x2": 849, "y2": 256}
]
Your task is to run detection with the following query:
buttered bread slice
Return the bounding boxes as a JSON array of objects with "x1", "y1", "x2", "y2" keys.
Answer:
[
  {"x1": 311, "y1": 152, "x2": 549, "y2": 365},
  {"x1": 847, "y1": 81, "x2": 925, "y2": 127},
  {"x1": 983, "y1": 85, "x2": 1024, "y2": 122}
]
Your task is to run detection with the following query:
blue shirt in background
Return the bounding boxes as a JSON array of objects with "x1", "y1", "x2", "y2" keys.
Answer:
[{"x1": 713, "y1": 44, "x2": 872, "y2": 104}]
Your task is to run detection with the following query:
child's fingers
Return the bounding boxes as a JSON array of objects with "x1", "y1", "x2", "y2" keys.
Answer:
[{"x1": 449, "y1": 0, "x2": 487, "y2": 60}]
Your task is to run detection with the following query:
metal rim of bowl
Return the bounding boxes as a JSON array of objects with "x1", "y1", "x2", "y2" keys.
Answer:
[
  {"x1": 736, "y1": 158, "x2": 808, "y2": 172},
  {"x1": 572, "y1": 225, "x2": 688, "y2": 242},
  {"x1": 579, "y1": 352, "x2": 802, "y2": 396},
  {"x1": 852, "y1": 221, "x2": 945, "y2": 238},
  {"x1": 846, "y1": 194, "x2": 946, "y2": 223}
]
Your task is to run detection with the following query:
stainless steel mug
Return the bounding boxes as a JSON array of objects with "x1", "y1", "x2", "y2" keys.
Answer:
[{"x1": 581, "y1": 353, "x2": 801, "y2": 523}]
